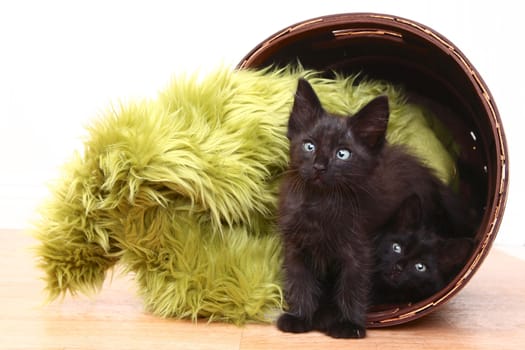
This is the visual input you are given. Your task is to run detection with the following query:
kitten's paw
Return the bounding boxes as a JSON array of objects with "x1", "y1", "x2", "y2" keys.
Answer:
[
  {"x1": 277, "y1": 313, "x2": 313, "y2": 333},
  {"x1": 325, "y1": 322, "x2": 366, "y2": 339}
]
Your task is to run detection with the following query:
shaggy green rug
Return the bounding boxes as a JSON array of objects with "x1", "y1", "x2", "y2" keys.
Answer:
[{"x1": 34, "y1": 66, "x2": 457, "y2": 324}]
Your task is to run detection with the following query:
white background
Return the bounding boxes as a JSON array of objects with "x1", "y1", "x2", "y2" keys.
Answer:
[{"x1": 0, "y1": 0, "x2": 523, "y2": 247}]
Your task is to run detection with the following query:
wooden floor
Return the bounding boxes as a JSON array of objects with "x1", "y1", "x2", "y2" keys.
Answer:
[{"x1": 1, "y1": 229, "x2": 524, "y2": 350}]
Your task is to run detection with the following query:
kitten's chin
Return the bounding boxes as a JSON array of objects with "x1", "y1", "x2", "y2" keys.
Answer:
[
  {"x1": 300, "y1": 173, "x2": 338, "y2": 190},
  {"x1": 310, "y1": 177, "x2": 325, "y2": 187},
  {"x1": 384, "y1": 272, "x2": 402, "y2": 287},
  {"x1": 304, "y1": 173, "x2": 331, "y2": 188},
  {"x1": 307, "y1": 178, "x2": 332, "y2": 191}
]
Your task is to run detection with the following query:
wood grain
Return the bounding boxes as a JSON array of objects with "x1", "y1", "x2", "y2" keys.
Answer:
[{"x1": 1, "y1": 229, "x2": 524, "y2": 349}]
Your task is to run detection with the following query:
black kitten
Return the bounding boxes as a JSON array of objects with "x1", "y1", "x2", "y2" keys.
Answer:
[
  {"x1": 277, "y1": 78, "x2": 463, "y2": 338},
  {"x1": 372, "y1": 195, "x2": 474, "y2": 305}
]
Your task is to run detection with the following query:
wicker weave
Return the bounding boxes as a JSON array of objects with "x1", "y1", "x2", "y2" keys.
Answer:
[{"x1": 238, "y1": 13, "x2": 509, "y2": 327}]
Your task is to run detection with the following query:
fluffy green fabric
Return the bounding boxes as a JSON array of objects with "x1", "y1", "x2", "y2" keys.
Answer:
[{"x1": 34, "y1": 66, "x2": 457, "y2": 324}]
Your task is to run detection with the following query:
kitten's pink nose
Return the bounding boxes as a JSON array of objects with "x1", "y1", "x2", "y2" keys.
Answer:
[{"x1": 313, "y1": 163, "x2": 327, "y2": 172}]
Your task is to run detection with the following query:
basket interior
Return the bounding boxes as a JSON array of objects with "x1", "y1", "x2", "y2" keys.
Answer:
[{"x1": 238, "y1": 13, "x2": 508, "y2": 327}]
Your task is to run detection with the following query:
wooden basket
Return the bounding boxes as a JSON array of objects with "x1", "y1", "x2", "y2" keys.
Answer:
[{"x1": 238, "y1": 13, "x2": 509, "y2": 327}]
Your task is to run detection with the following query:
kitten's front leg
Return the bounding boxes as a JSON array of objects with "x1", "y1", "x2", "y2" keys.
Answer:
[
  {"x1": 277, "y1": 249, "x2": 320, "y2": 333},
  {"x1": 329, "y1": 253, "x2": 369, "y2": 339}
]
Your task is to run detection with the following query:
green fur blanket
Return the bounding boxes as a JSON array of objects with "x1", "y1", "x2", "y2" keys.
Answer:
[{"x1": 35, "y1": 66, "x2": 457, "y2": 324}]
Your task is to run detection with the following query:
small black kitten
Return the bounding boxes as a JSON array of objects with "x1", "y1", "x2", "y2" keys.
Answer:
[
  {"x1": 276, "y1": 78, "x2": 470, "y2": 338},
  {"x1": 372, "y1": 195, "x2": 474, "y2": 305}
]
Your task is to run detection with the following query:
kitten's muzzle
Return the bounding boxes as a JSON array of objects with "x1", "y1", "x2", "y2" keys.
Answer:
[
  {"x1": 313, "y1": 163, "x2": 327, "y2": 173},
  {"x1": 386, "y1": 264, "x2": 403, "y2": 282}
]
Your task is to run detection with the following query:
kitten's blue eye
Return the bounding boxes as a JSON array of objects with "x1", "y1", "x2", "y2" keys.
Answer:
[
  {"x1": 336, "y1": 149, "x2": 351, "y2": 160},
  {"x1": 414, "y1": 263, "x2": 427, "y2": 272},
  {"x1": 392, "y1": 243, "x2": 402, "y2": 254},
  {"x1": 303, "y1": 141, "x2": 316, "y2": 152}
]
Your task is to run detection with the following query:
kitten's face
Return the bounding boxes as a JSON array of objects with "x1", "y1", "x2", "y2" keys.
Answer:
[
  {"x1": 374, "y1": 195, "x2": 474, "y2": 303},
  {"x1": 287, "y1": 78, "x2": 389, "y2": 189},
  {"x1": 290, "y1": 117, "x2": 366, "y2": 188},
  {"x1": 376, "y1": 230, "x2": 445, "y2": 299}
]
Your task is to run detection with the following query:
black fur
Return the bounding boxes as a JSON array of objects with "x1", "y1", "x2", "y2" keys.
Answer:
[
  {"x1": 372, "y1": 195, "x2": 474, "y2": 305},
  {"x1": 277, "y1": 78, "x2": 474, "y2": 338}
]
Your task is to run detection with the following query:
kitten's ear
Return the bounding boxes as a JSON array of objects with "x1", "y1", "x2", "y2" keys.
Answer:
[
  {"x1": 438, "y1": 238, "x2": 474, "y2": 276},
  {"x1": 392, "y1": 195, "x2": 422, "y2": 230},
  {"x1": 287, "y1": 78, "x2": 323, "y2": 139},
  {"x1": 348, "y1": 95, "x2": 389, "y2": 151}
]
